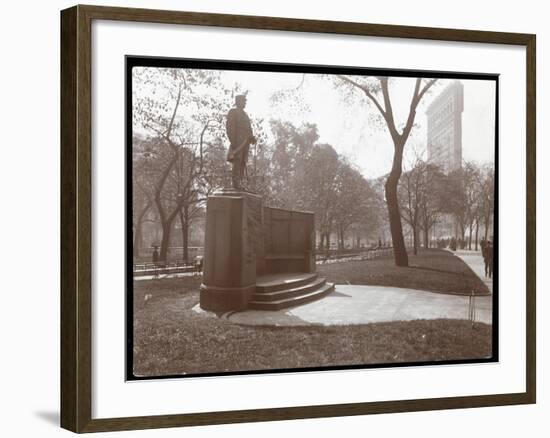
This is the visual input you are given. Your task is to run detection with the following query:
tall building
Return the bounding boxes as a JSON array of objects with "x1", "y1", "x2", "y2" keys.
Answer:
[{"x1": 426, "y1": 81, "x2": 464, "y2": 173}]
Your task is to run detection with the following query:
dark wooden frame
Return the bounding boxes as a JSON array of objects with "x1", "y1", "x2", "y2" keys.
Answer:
[{"x1": 61, "y1": 4, "x2": 536, "y2": 433}]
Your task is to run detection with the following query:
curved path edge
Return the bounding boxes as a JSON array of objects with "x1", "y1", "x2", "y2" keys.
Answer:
[{"x1": 222, "y1": 284, "x2": 492, "y2": 327}]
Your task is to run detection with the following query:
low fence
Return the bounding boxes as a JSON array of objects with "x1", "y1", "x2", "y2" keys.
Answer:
[
  {"x1": 133, "y1": 259, "x2": 201, "y2": 277},
  {"x1": 133, "y1": 247, "x2": 393, "y2": 277},
  {"x1": 140, "y1": 246, "x2": 204, "y2": 256},
  {"x1": 315, "y1": 247, "x2": 394, "y2": 264}
]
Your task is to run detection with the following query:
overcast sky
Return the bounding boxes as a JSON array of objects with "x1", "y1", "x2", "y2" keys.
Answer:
[
  {"x1": 135, "y1": 67, "x2": 496, "y2": 180},
  {"x1": 220, "y1": 70, "x2": 496, "y2": 179}
]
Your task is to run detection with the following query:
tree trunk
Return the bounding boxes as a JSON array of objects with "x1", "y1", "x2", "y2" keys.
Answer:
[
  {"x1": 183, "y1": 220, "x2": 189, "y2": 261},
  {"x1": 423, "y1": 223, "x2": 429, "y2": 249},
  {"x1": 475, "y1": 221, "x2": 479, "y2": 251},
  {"x1": 484, "y1": 216, "x2": 491, "y2": 241},
  {"x1": 468, "y1": 223, "x2": 473, "y2": 250},
  {"x1": 133, "y1": 201, "x2": 151, "y2": 260},
  {"x1": 134, "y1": 221, "x2": 143, "y2": 260},
  {"x1": 385, "y1": 146, "x2": 408, "y2": 267},
  {"x1": 412, "y1": 226, "x2": 418, "y2": 255},
  {"x1": 159, "y1": 221, "x2": 172, "y2": 262},
  {"x1": 179, "y1": 206, "x2": 189, "y2": 262}
]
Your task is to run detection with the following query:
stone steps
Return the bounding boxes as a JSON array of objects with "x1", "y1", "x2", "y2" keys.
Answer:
[
  {"x1": 252, "y1": 276, "x2": 328, "y2": 302},
  {"x1": 249, "y1": 277, "x2": 334, "y2": 311},
  {"x1": 255, "y1": 272, "x2": 319, "y2": 293}
]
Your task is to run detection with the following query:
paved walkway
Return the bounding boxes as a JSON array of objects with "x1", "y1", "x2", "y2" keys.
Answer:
[
  {"x1": 224, "y1": 284, "x2": 492, "y2": 327},
  {"x1": 452, "y1": 249, "x2": 493, "y2": 293}
]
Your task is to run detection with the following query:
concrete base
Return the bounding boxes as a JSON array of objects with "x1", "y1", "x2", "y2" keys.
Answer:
[
  {"x1": 199, "y1": 188, "x2": 320, "y2": 312},
  {"x1": 199, "y1": 284, "x2": 256, "y2": 312},
  {"x1": 200, "y1": 189, "x2": 262, "y2": 312}
]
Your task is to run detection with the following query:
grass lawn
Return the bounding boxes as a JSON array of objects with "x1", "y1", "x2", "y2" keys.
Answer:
[
  {"x1": 133, "y1": 273, "x2": 492, "y2": 377},
  {"x1": 318, "y1": 248, "x2": 489, "y2": 296}
]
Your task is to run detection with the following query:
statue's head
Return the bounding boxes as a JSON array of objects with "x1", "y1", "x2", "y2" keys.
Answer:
[{"x1": 235, "y1": 94, "x2": 247, "y2": 109}]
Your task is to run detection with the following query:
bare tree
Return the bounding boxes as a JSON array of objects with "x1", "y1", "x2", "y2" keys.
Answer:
[
  {"x1": 133, "y1": 67, "x2": 228, "y2": 261},
  {"x1": 336, "y1": 76, "x2": 437, "y2": 266},
  {"x1": 132, "y1": 135, "x2": 157, "y2": 259},
  {"x1": 333, "y1": 160, "x2": 378, "y2": 250},
  {"x1": 462, "y1": 161, "x2": 483, "y2": 250},
  {"x1": 398, "y1": 162, "x2": 423, "y2": 255},
  {"x1": 478, "y1": 164, "x2": 495, "y2": 242},
  {"x1": 419, "y1": 163, "x2": 446, "y2": 249},
  {"x1": 303, "y1": 144, "x2": 340, "y2": 250}
]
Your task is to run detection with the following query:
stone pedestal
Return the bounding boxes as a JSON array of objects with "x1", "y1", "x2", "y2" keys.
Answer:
[{"x1": 200, "y1": 189, "x2": 263, "y2": 312}]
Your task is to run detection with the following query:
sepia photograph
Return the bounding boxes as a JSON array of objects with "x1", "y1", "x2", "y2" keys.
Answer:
[{"x1": 127, "y1": 57, "x2": 497, "y2": 380}]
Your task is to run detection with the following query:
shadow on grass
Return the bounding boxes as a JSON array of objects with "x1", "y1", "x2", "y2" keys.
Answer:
[{"x1": 408, "y1": 265, "x2": 460, "y2": 275}]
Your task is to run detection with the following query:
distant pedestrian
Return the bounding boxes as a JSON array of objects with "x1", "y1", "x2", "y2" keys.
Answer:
[
  {"x1": 152, "y1": 247, "x2": 159, "y2": 265},
  {"x1": 483, "y1": 241, "x2": 493, "y2": 278},
  {"x1": 480, "y1": 239, "x2": 487, "y2": 259},
  {"x1": 450, "y1": 237, "x2": 457, "y2": 251},
  {"x1": 194, "y1": 256, "x2": 203, "y2": 275}
]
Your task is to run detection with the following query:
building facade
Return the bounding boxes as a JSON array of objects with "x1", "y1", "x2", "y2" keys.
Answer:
[{"x1": 426, "y1": 81, "x2": 464, "y2": 173}]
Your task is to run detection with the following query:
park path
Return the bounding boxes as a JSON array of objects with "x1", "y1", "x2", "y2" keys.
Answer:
[
  {"x1": 453, "y1": 249, "x2": 493, "y2": 294},
  {"x1": 221, "y1": 284, "x2": 492, "y2": 327},
  {"x1": 221, "y1": 250, "x2": 495, "y2": 327}
]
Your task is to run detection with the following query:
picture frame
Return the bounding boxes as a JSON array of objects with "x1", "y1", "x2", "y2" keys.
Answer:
[{"x1": 60, "y1": 4, "x2": 536, "y2": 433}]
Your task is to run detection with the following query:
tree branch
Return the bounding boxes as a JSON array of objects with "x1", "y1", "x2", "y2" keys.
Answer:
[
  {"x1": 399, "y1": 78, "x2": 437, "y2": 142},
  {"x1": 379, "y1": 77, "x2": 399, "y2": 140},
  {"x1": 337, "y1": 75, "x2": 387, "y2": 118}
]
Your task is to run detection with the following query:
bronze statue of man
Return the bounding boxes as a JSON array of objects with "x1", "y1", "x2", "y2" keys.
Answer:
[{"x1": 225, "y1": 94, "x2": 256, "y2": 190}]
